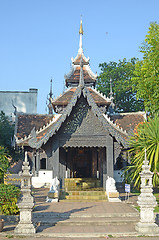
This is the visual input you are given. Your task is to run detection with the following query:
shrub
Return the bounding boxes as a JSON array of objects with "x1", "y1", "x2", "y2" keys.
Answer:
[
  {"x1": 0, "y1": 184, "x2": 20, "y2": 215},
  {"x1": 124, "y1": 115, "x2": 159, "y2": 188},
  {"x1": 0, "y1": 146, "x2": 9, "y2": 183}
]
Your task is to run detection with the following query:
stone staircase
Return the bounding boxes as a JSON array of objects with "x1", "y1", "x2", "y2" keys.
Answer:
[
  {"x1": 1, "y1": 188, "x2": 141, "y2": 238},
  {"x1": 33, "y1": 211, "x2": 139, "y2": 237},
  {"x1": 60, "y1": 178, "x2": 107, "y2": 201}
]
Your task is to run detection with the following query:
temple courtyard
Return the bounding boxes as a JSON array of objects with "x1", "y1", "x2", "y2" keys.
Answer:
[{"x1": 1, "y1": 187, "x2": 159, "y2": 239}]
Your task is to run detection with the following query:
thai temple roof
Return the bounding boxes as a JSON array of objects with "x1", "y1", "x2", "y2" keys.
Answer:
[
  {"x1": 14, "y1": 20, "x2": 146, "y2": 150},
  {"x1": 65, "y1": 19, "x2": 97, "y2": 88},
  {"x1": 52, "y1": 87, "x2": 111, "y2": 107}
]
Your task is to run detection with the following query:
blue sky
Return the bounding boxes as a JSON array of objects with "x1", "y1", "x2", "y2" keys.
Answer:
[{"x1": 0, "y1": 0, "x2": 159, "y2": 114}]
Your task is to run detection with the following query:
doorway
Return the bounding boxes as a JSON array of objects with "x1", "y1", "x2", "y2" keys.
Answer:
[{"x1": 72, "y1": 148, "x2": 92, "y2": 178}]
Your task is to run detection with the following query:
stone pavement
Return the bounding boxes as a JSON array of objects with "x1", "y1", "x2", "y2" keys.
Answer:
[{"x1": 0, "y1": 188, "x2": 159, "y2": 239}]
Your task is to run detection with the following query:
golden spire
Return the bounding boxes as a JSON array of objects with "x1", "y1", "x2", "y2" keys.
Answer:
[{"x1": 79, "y1": 18, "x2": 83, "y2": 35}]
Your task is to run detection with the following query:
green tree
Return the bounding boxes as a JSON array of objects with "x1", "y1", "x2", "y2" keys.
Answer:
[
  {"x1": 97, "y1": 58, "x2": 144, "y2": 112},
  {"x1": 132, "y1": 22, "x2": 159, "y2": 116},
  {"x1": 0, "y1": 146, "x2": 9, "y2": 183},
  {"x1": 125, "y1": 115, "x2": 159, "y2": 188},
  {"x1": 0, "y1": 111, "x2": 22, "y2": 164},
  {"x1": 0, "y1": 111, "x2": 14, "y2": 148}
]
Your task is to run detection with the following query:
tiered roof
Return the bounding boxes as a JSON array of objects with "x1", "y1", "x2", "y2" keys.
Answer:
[
  {"x1": 14, "y1": 20, "x2": 146, "y2": 150},
  {"x1": 51, "y1": 87, "x2": 111, "y2": 111},
  {"x1": 15, "y1": 60, "x2": 145, "y2": 149},
  {"x1": 65, "y1": 19, "x2": 97, "y2": 87},
  {"x1": 53, "y1": 20, "x2": 110, "y2": 113}
]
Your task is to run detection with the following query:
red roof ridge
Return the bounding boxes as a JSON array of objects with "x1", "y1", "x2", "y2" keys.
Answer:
[
  {"x1": 52, "y1": 88, "x2": 76, "y2": 103},
  {"x1": 103, "y1": 113, "x2": 128, "y2": 135},
  {"x1": 16, "y1": 114, "x2": 61, "y2": 144},
  {"x1": 89, "y1": 87, "x2": 111, "y2": 103}
]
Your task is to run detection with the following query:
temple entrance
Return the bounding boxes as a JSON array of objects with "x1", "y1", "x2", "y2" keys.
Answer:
[
  {"x1": 60, "y1": 146, "x2": 106, "y2": 183},
  {"x1": 71, "y1": 148, "x2": 91, "y2": 178}
]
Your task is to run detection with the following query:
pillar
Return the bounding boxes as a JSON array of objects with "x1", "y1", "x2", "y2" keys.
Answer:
[
  {"x1": 32, "y1": 151, "x2": 35, "y2": 176},
  {"x1": 106, "y1": 135, "x2": 114, "y2": 178},
  {"x1": 35, "y1": 150, "x2": 40, "y2": 176},
  {"x1": 52, "y1": 144, "x2": 59, "y2": 178}
]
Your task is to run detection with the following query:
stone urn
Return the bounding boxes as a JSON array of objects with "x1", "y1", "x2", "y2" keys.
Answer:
[{"x1": 0, "y1": 219, "x2": 4, "y2": 232}]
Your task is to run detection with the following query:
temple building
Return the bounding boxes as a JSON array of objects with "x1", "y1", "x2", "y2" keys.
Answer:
[{"x1": 14, "y1": 20, "x2": 146, "y2": 189}]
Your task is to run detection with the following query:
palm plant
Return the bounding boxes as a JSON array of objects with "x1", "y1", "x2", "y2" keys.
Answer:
[{"x1": 125, "y1": 115, "x2": 159, "y2": 188}]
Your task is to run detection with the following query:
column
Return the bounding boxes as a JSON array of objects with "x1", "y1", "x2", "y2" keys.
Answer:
[
  {"x1": 32, "y1": 151, "x2": 35, "y2": 176},
  {"x1": 53, "y1": 147, "x2": 59, "y2": 178},
  {"x1": 103, "y1": 147, "x2": 107, "y2": 189},
  {"x1": 106, "y1": 136, "x2": 114, "y2": 178},
  {"x1": 36, "y1": 150, "x2": 40, "y2": 176}
]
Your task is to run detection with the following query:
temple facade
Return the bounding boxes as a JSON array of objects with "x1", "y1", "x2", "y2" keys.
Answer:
[{"x1": 14, "y1": 20, "x2": 146, "y2": 189}]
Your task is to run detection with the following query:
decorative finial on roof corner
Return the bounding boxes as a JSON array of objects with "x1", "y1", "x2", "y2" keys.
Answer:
[
  {"x1": 108, "y1": 78, "x2": 115, "y2": 114},
  {"x1": 79, "y1": 16, "x2": 83, "y2": 35},
  {"x1": 47, "y1": 78, "x2": 53, "y2": 114},
  {"x1": 109, "y1": 78, "x2": 113, "y2": 100},
  {"x1": 50, "y1": 77, "x2": 53, "y2": 99}
]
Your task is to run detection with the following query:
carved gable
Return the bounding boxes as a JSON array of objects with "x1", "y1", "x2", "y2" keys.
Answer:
[
  {"x1": 59, "y1": 96, "x2": 108, "y2": 137},
  {"x1": 57, "y1": 95, "x2": 109, "y2": 147}
]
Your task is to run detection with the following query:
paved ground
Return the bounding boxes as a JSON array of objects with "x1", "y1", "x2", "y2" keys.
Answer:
[
  {"x1": 0, "y1": 187, "x2": 159, "y2": 240},
  {"x1": 1, "y1": 236, "x2": 159, "y2": 240}
]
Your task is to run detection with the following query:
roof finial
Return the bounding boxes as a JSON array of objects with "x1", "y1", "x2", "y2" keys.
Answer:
[
  {"x1": 108, "y1": 78, "x2": 115, "y2": 114},
  {"x1": 49, "y1": 77, "x2": 53, "y2": 99},
  {"x1": 78, "y1": 16, "x2": 83, "y2": 54},
  {"x1": 47, "y1": 78, "x2": 53, "y2": 114},
  {"x1": 109, "y1": 78, "x2": 113, "y2": 100},
  {"x1": 79, "y1": 16, "x2": 83, "y2": 35}
]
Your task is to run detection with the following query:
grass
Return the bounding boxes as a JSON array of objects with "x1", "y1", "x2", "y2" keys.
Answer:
[{"x1": 5, "y1": 235, "x2": 14, "y2": 238}]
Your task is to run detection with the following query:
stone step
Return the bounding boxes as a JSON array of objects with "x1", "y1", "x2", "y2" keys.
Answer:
[
  {"x1": 36, "y1": 232, "x2": 138, "y2": 238},
  {"x1": 65, "y1": 191, "x2": 106, "y2": 196},
  {"x1": 64, "y1": 178, "x2": 101, "y2": 191},
  {"x1": 36, "y1": 222, "x2": 137, "y2": 236},
  {"x1": 33, "y1": 211, "x2": 139, "y2": 219},
  {"x1": 60, "y1": 189, "x2": 107, "y2": 200},
  {"x1": 65, "y1": 195, "x2": 107, "y2": 200},
  {"x1": 35, "y1": 216, "x2": 139, "y2": 226}
]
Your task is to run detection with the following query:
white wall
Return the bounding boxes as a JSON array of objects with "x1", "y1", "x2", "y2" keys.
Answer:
[
  {"x1": 32, "y1": 170, "x2": 53, "y2": 188},
  {"x1": 0, "y1": 88, "x2": 38, "y2": 118}
]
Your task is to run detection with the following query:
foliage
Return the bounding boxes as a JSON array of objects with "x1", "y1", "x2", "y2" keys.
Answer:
[
  {"x1": 0, "y1": 111, "x2": 23, "y2": 164},
  {"x1": 132, "y1": 22, "x2": 159, "y2": 116},
  {"x1": 96, "y1": 58, "x2": 144, "y2": 112},
  {"x1": 0, "y1": 147, "x2": 10, "y2": 183},
  {"x1": 0, "y1": 111, "x2": 14, "y2": 148},
  {"x1": 125, "y1": 115, "x2": 159, "y2": 188},
  {"x1": 0, "y1": 183, "x2": 20, "y2": 215}
]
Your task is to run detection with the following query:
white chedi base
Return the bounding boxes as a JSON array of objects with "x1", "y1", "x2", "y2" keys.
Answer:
[
  {"x1": 14, "y1": 223, "x2": 36, "y2": 235},
  {"x1": 135, "y1": 222, "x2": 159, "y2": 234}
]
